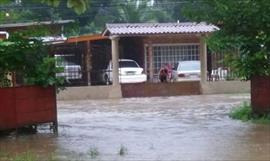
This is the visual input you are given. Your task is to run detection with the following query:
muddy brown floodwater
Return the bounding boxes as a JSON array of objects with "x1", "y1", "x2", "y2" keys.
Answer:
[{"x1": 0, "y1": 94, "x2": 270, "y2": 161}]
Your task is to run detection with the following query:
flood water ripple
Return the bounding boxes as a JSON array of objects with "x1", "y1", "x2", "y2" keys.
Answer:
[{"x1": 1, "y1": 94, "x2": 269, "y2": 161}]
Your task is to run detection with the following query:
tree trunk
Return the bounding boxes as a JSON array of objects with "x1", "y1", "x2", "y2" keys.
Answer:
[{"x1": 251, "y1": 75, "x2": 270, "y2": 114}]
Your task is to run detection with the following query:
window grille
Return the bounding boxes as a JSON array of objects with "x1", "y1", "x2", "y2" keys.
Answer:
[{"x1": 145, "y1": 44, "x2": 199, "y2": 76}]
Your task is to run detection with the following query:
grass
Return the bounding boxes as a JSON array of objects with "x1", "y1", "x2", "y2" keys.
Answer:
[
  {"x1": 229, "y1": 102, "x2": 270, "y2": 124},
  {"x1": 88, "y1": 147, "x2": 99, "y2": 159},
  {"x1": 0, "y1": 151, "x2": 57, "y2": 161},
  {"x1": 119, "y1": 145, "x2": 127, "y2": 156},
  {"x1": 12, "y1": 152, "x2": 38, "y2": 161},
  {"x1": 0, "y1": 151, "x2": 8, "y2": 161},
  {"x1": 0, "y1": 146, "x2": 130, "y2": 161}
]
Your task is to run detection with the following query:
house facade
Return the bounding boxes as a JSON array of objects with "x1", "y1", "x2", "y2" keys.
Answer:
[
  {"x1": 102, "y1": 22, "x2": 217, "y2": 84},
  {"x1": 55, "y1": 22, "x2": 250, "y2": 99}
]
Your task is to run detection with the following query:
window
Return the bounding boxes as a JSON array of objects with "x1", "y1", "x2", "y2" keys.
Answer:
[
  {"x1": 119, "y1": 61, "x2": 139, "y2": 68},
  {"x1": 145, "y1": 44, "x2": 199, "y2": 75},
  {"x1": 178, "y1": 61, "x2": 200, "y2": 71}
]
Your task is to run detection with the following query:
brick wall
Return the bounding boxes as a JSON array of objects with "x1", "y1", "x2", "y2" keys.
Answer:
[{"x1": 121, "y1": 82, "x2": 201, "y2": 98}]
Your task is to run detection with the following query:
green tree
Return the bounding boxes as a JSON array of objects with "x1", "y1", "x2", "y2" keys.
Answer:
[
  {"x1": 116, "y1": 0, "x2": 172, "y2": 23},
  {"x1": 45, "y1": 0, "x2": 88, "y2": 14},
  {"x1": 0, "y1": 33, "x2": 65, "y2": 88},
  {"x1": 154, "y1": 0, "x2": 188, "y2": 22},
  {"x1": 1, "y1": 0, "x2": 175, "y2": 35},
  {"x1": 70, "y1": 0, "x2": 172, "y2": 34},
  {"x1": 0, "y1": 0, "x2": 113, "y2": 35},
  {"x1": 1, "y1": 0, "x2": 89, "y2": 14},
  {"x1": 183, "y1": 0, "x2": 270, "y2": 114}
]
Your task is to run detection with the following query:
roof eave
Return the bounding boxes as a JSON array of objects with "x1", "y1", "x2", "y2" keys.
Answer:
[
  {"x1": 105, "y1": 31, "x2": 216, "y2": 37},
  {"x1": 101, "y1": 28, "x2": 109, "y2": 37},
  {"x1": 0, "y1": 20, "x2": 75, "y2": 29}
]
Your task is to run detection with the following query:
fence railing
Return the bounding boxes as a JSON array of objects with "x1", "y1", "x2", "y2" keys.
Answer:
[{"x1": 207, "y1": 50, "x2": 239, "y2": 82}]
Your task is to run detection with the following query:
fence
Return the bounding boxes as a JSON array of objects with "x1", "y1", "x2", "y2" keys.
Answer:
[{"x1": 207, "y1": 50, "x2": 239, "y2": 81}]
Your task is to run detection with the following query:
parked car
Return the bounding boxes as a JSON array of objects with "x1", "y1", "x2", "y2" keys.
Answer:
[
  {"x1": 103, "y1": 59, "x2": 147, "y2": 84},
  {"x1": 55, "y1": 55, "x2": 82, "y2": 80},
  {"x1": 172, "y1": 60, "x2": 201, "y2": 81}
]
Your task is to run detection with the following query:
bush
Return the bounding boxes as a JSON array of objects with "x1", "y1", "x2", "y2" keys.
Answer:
[
  {"x1": 230, "y1": 102, "x2": 270, "y2": 124},
  {"x1": 0, "y1": 32, "x2": 64, "y2": 89}
]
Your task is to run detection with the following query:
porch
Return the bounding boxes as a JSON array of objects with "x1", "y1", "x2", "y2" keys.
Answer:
[
  {"x1": 55, "y1": 22, "x2": 250, "y2": 99},
  {"x1": 57, "y1": 81, "x2": 250, "y2": 100}
]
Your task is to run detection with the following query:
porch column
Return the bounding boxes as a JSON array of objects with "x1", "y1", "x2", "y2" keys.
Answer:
[
  {"x1": 148, "y1": 42, "x2": 154, "y2": 82},
  {"x1": 85, "y1": 41, "x2": 92, "y2": 85},
  {"x1": 110, "y1": 36, "x2": 120, "y2": 85},
  {"x1": 200, "y1": 35, "x2": 207, "y2": 82}
]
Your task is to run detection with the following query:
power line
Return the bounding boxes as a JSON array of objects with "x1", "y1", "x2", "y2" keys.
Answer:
[
  {"x1": 0, "y1": 0, "x2": 203, "y2": 10},
  {"x1": 0, "y1": 0, "x2": 199, "y2": 24},
  {"x1": 2, "y1": 0, "x2": 252, "y2": 17}
]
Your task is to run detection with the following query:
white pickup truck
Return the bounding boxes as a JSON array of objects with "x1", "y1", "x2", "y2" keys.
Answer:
[{"x1": 55, "y1": 55, "x2": 82, "y2": 80}]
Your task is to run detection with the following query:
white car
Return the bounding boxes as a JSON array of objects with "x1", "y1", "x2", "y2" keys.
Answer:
[
  {"x1": 55, "y1": 55, "x2": 82, "y2": 80},
  {"x1": 103, "y1": 59, "x2": 147, "y2": 84},
  {"x1": 172, "y1": 61, "x2": 201, "y2": 81}
]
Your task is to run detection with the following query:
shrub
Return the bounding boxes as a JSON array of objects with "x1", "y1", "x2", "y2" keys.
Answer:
[
  {"x1": 0, "y1": 32, "x2": 64, "y2": 89},
  {"x1": 119, "y1": 145, "x2": 128, "y2": 156},
  {"x1": 230, "y1": 102, "x2": 270, "y2": 124},
  {"x1": 88, "y1": 147, "x2": 99, "y2": 159}
]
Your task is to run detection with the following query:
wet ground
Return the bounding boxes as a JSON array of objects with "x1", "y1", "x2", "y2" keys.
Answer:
[{"x1": 0, "y1": 94, "x2": 270, "y2": 161}]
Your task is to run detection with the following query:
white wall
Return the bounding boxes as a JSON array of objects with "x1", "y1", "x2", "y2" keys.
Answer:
[
  {"x1": 57, "y1": 85, "x2": 122, "y2": 100},
  {"x1": 201, "y1": 81, "x2": 250, "y2": 94}
]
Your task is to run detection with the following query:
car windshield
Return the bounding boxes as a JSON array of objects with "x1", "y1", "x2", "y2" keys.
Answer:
[
  {"x1": 178, "y1": 61, "x2": 200, "y2": 71},
  {"x1": 119, "y1": 61, "x2": 139, "y2": 68}
]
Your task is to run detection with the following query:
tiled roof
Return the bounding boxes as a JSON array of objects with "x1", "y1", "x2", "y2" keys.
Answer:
[
  {"x1": 103, "y1": 22, "x2": 218, "y2": 36},
  {"x1": 0, "y1": 20, "x2": 74, "y2": 28}
]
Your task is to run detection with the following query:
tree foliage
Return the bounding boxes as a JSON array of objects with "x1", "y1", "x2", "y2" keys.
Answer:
[
  {"x1": 183, "y1": 0, "x2": 270, "y2": 79},
  {"x1": 116, "y1": 0, "x2": 172, "y2": 23},
  {"x1": 0, "y1": 0, "x2": 179, "y2": 35},
  {"x1": 0, "y1": 33, "x2": 65, "y2": 88},
  {"x1": 36, "y1": 0, "x2": 89, "y2": 15},
  {"x1": 2, "y1": 0, "x2": 89, "y2": 14}
]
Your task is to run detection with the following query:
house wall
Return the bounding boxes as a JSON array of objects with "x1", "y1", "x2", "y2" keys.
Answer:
[
  {"x1": 56, "y1": 34, "x2": 250, "y2": 100},
  {"x1": 57, "y1": 81, "x2": 250, "y2": 100},
  {"x1": 142, "y1": 34, "x2": 201, "y2": 81},
  {"x1": 201, "y1": 81, "x2": 250, "y2": 94},
  {"x1": 143, "y1": 34, "x2": 200, "y2": 44},
  {"x1": 120, "y1": 34, "x2": 200, "y2": 67},
  {"x1": 121, "y1": 81, "x2": 201, "y2": 98},
  {"x1": 57, "y1": 85, "x2": 122, "y2": 100},
  {"x1": 120, "y1": 37, "x2": 145, "y2": 67}
]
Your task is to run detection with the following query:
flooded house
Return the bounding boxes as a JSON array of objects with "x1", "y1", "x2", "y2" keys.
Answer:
[{"x1": 56, "y1": 22, "x2": 250, "y2": 100}]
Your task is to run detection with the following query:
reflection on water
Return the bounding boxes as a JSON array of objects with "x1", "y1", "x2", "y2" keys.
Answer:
[{"x1": 1, "y1": 94, "x2": 270, "y2": 161}]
